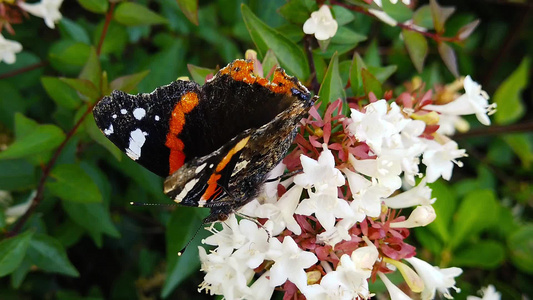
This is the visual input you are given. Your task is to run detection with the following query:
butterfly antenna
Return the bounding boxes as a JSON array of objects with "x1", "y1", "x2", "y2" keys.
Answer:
[
  {"x1": 264, "y1": 169, "x2": 302, "y2": 183},
  {"x1": 178, "y1": 221, "x2": 206, "y2": 256},
  {"x1": 130, "y1": 202, "x2": 179, "y2": 207}
]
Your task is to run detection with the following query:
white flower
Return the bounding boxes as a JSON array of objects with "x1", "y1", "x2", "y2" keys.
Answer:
[
  {"x1": 435, "y1": 114, "x2": 470, "y2": 135},
  {"x1": 304, "y1": 244, "x2": 378, "y2": 300},
  {"x1": 198, "y1": 247, "x2": 253, "y2": 299},
  {"x1": 467, "y1": 285, "x2": 501, "y2": 300},
  {"x1": 349, "y1": 100, "x2": 400, "y2": 154},
  {"x1": 295, "y1": 185, "x2": 353, "y2": 231},
  {"x1": 378, "y1": 272, "x2": 413, "y2": 300},
  {"x1": 303, "y1": 5, "x2": 338, "y2": 40},
  {"x1": 406, "y1": 256, "x2": 463, "y2": 300},
  {"x1": 390, "y1": 205, "x2": 436, "y2": 228},
  {"x1": 246, "y1": 271, "x2": 276, "y2": 300},
  {"x1": 424, "y1": 76, "x2": 495, "y2": 126},
  {"x1": 18, "y1": 0, "x2": 63, "y2": 29},
  {"x1": 255, "y1": 185, "x2": 303, "y2": 235},
  {"x1": 231, "y1": 220, "x2": 271, "y2": 269},
  {"x1": 294, "y1": 144, "x2": 344, "y2": 191},
  {"x1": 349, "y1": 153, "x2": 403, "y2": 190},
  {"x1": 202, "y1": 214, "x2": 248, "y2": 256},
  {"x1": 267, "y1": 236, "x2": 318, "y2": 290},
  {"x1": 384, "y1": 178, "x2": 435, "y2": 209},
  {"x1": 0, "y1": 34, "x2": 23, "y2": 65},
  {"x1": 422, "y1": 140, "x2": 467, "y2": 182}
]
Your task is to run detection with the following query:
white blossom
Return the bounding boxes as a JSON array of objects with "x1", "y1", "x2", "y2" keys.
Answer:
[
  {"x1": 294, "y1": 144, "x2": 345, "y2": 190},
  {"x1": 422, "y1": 140, "x2": 467, "y2": 182},
  {"x1": 384, "y1": 178, "x2": 435, "y2": 209},
  {"x1": 254, "y1": 185, "x2": 303, "y2": 235},
  {"x1": 202, "y1": 214, "x2": 248, "y2": 256},
  {"x1": 295, "y1": 185, "x2": 353, "y2": 231},
  {"x1": 390, "y1": 205, "x2": 436, "y2": 228},
  {"x1": 246, "y1": 271, "x2": 276, "y2": 300},
  {"x1": 303, "y1": 5, "x2": 338, "y2": 40},
  {"x1": 378, "y1": 272, "x2": 413, "y2": 300},
  {"x1": 406, "y1": 256, "x2": 463, "y2": 300},
  {"x1": 19, "y1": 0, "x2": 64, "y2": 29},
  {"x1": 467, "y1": 285, "x2": 501, "y2": 300},
  {"x1": 268, "y1": 236, "x2": 318, "y2": 290},
  {"x1": 198, "y1": 247, "x2": 253, "y2": 299},
  {"x1": 424, "y1": 76, "x2": 495, "y2": 126},
  {"x1": 0, "y1": 34, "x2": 23, "y2": 65}
]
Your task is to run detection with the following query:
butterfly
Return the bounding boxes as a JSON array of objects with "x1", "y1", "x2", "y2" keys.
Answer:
[{"x1": 93, "y1": 59, "x2": 316, "y2": 222}]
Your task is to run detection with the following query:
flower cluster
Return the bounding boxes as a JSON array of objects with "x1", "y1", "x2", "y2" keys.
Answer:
[
  {"x1": 0, "y1": 0, "x2": 63, "y2": 64},
  {"x1": 198, "y1": 75, "x2": 493, "y2": 299}
]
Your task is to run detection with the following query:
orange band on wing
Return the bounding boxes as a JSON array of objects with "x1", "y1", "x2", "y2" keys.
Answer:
[
  {"x1": 219, "y1": 60, "x2": 295, "y2": 95},
  {"x1": 165, "y1": 92, "x2": 199, "y2": 174},
  {"x1": 201, "y1": 136, "x2": 250, "y2": 202}
]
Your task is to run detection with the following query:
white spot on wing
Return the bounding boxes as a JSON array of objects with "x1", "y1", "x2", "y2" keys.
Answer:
[
  {"x1": 174, "y1": 178, "x2": 199, "y2": 203},
  {"x1": 104, "y1": 124, "x2": 114, "y2": 135},
  {"x1": 112, "y1": 114, "x2": 117, "y2": 119},
  {"x1": 120, "y1": 109, "x2": 127, "y2": 115},
  {"x1": 195, "y1": 163, "x2": 207, "y2": 174},
  {"x1": 125, "y1": 129, "x2": 147, "y2": 161},
  {"x1": 155, "y1": 115, "x2": 160, "y2": 121},
  {"x1": 231, "y1": 160, "x2": 249, "y2": 176},
  {"x1": 133, "y1": 108, "x2": 146, "y2": 120}
]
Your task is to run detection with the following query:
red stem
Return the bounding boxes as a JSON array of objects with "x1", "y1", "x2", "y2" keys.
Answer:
[
  {"x1": 97, "y1": 2, "x2": 116, "y2": 56},
  {"x1": 0, "y1": 61, "x2": 48, "y2": 80}
]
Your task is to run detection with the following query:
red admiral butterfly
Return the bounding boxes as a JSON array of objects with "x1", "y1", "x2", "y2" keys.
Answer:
[{"x1": 93, "y1": 60, "x2": 316, "y2": 222}]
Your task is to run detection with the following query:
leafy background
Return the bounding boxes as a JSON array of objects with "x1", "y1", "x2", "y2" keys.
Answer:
[{"x1": 0, "y1": 0, "x2": 531, "y2": 299}]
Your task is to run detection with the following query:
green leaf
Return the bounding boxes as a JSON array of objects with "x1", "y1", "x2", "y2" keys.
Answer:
[
  {"x1": 48, "y1": 164, "x2": 103, "y2": 203},
  {"x1": 361, "y1": 68, "x2": 383, "y2": 98},
  {"x1": 0, "y1": 114, "x2": 64, "y2": 160},
  {"x1": 41, "y1": 77, "x2": 82, "y2": 110},
  {"x1": 437, "y1": 41, "x2": 459, "y2": 77},
  {"x1": 58, "y1": 18, "x2": 90, "y2": 44},
  {"x1": 62, "y1": 201, "x2": 120, "y2": 247},
  {"x1": 494, "y1": 57, "x2": 529, "y2": 125},
  {"x1": 452, "y1": 240, "x2": 505, "y2": 269},
  {"x1": 367, "y1": 65, "x2": 397, "y2": 83},
  {"x1": 0, "y1": 159, "x2": 36, "y2": 191},
  {"x1": 413, "y1": 227, "x2": 443, "y2": 255},
  {"x1": 508, "y1": 224, "x2": 533, "y2": 274},
  {"x1": 402, "y1": 29, "x2": 428, "y2": 73},
  {"x1": 363, "y1": 39, "x2": 381, "y2": 67},
  {"x1": 457, "y1": 19, "x2": 480, "y2": 40},
  {"x1": 279, "y1": 0, "x2": 313, "y2": 24},
  {"x1": 0, "y1": 231, "x2": 33, "y2": 277},
  {"x1": 109, "y1": 70, "x2": 150, "y2": 93},
  {"x1": 93, "y1": 21, "x2": 128, "y2": 56},
  {"x1": 177, "y1": 0, "x2": 199, "y2": 25},
  {"x1": 429, "y1": 0, "x2": 455, "y2": 33},
  {"x1": 79, "y1": 47, "x2": 102, "y2": 92},
  {"x1": 27, "y1": 234, "x2": 79, "y2": 277},
  {"x1": 318, "y1": 52, "x2": 345, "y2": 111},
  {"x1": 262, "y1": 49, "x2": 280, "y2": 78},
  {"x1": 10, "y1": 256, "x2": 32, "y2": 288},
  {"x1": 84, "y1": 113, "x2": 123, "y2": 161},
  {"x1": 59, "y1": 78, "x2": 100, "y2": 101},
  {"x1": 332, "y1": 5, "x2": 355, "y2": 26},
  {"x1": 382, "y1": 0, "x2": 413, "y2": 23},
  {"x1": 349, "y1": 52, "x2": 366, "y2": 96},
  {"x1": 331, "y1": 27, "x2": 367, "y2": 46},
  {"x1": 162, "y1": 208, "x2": 208, "y2": 297},
  {"x1": 502, "y1": 134, "x2": 533, "y2": 169},
  {"x1": 114, "y1": 2, "x2": 167, "y2": 26},
  {"x1": 241, "y1": 4, "x2": 309, "y2": 80},
  {"x1": 427, "y1": 180, "x2": 456, "y2": 243},
  {"x1": 186, "y1": 65, "x2": 214, "y2": 84},
  {"x1": 137, "y1": 39, "x2": 185, "y2": 92},
  {"x1": 412, "y1": 5, "x2": 434, "y2": 29},
  {"x1": 48, "y1": 40, "x2": 91, "y2": 75},
  {"x1": 78, "y1": 0, "x2": 108, "y2": 14},
  {"x1": 450, "y1": 190, "x2": 499, "y2": 250}
]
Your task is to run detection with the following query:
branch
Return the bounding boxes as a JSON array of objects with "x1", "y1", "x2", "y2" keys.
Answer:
[
  {"x1": 0, "y1": 61, "x2": 48, "y2": 80},
  {"x1": 453, "y1": 121, "x2": 533, "y2": 139},
  {"x1": 97, "y1": 2, "x2": 116, "y2": 56}
]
